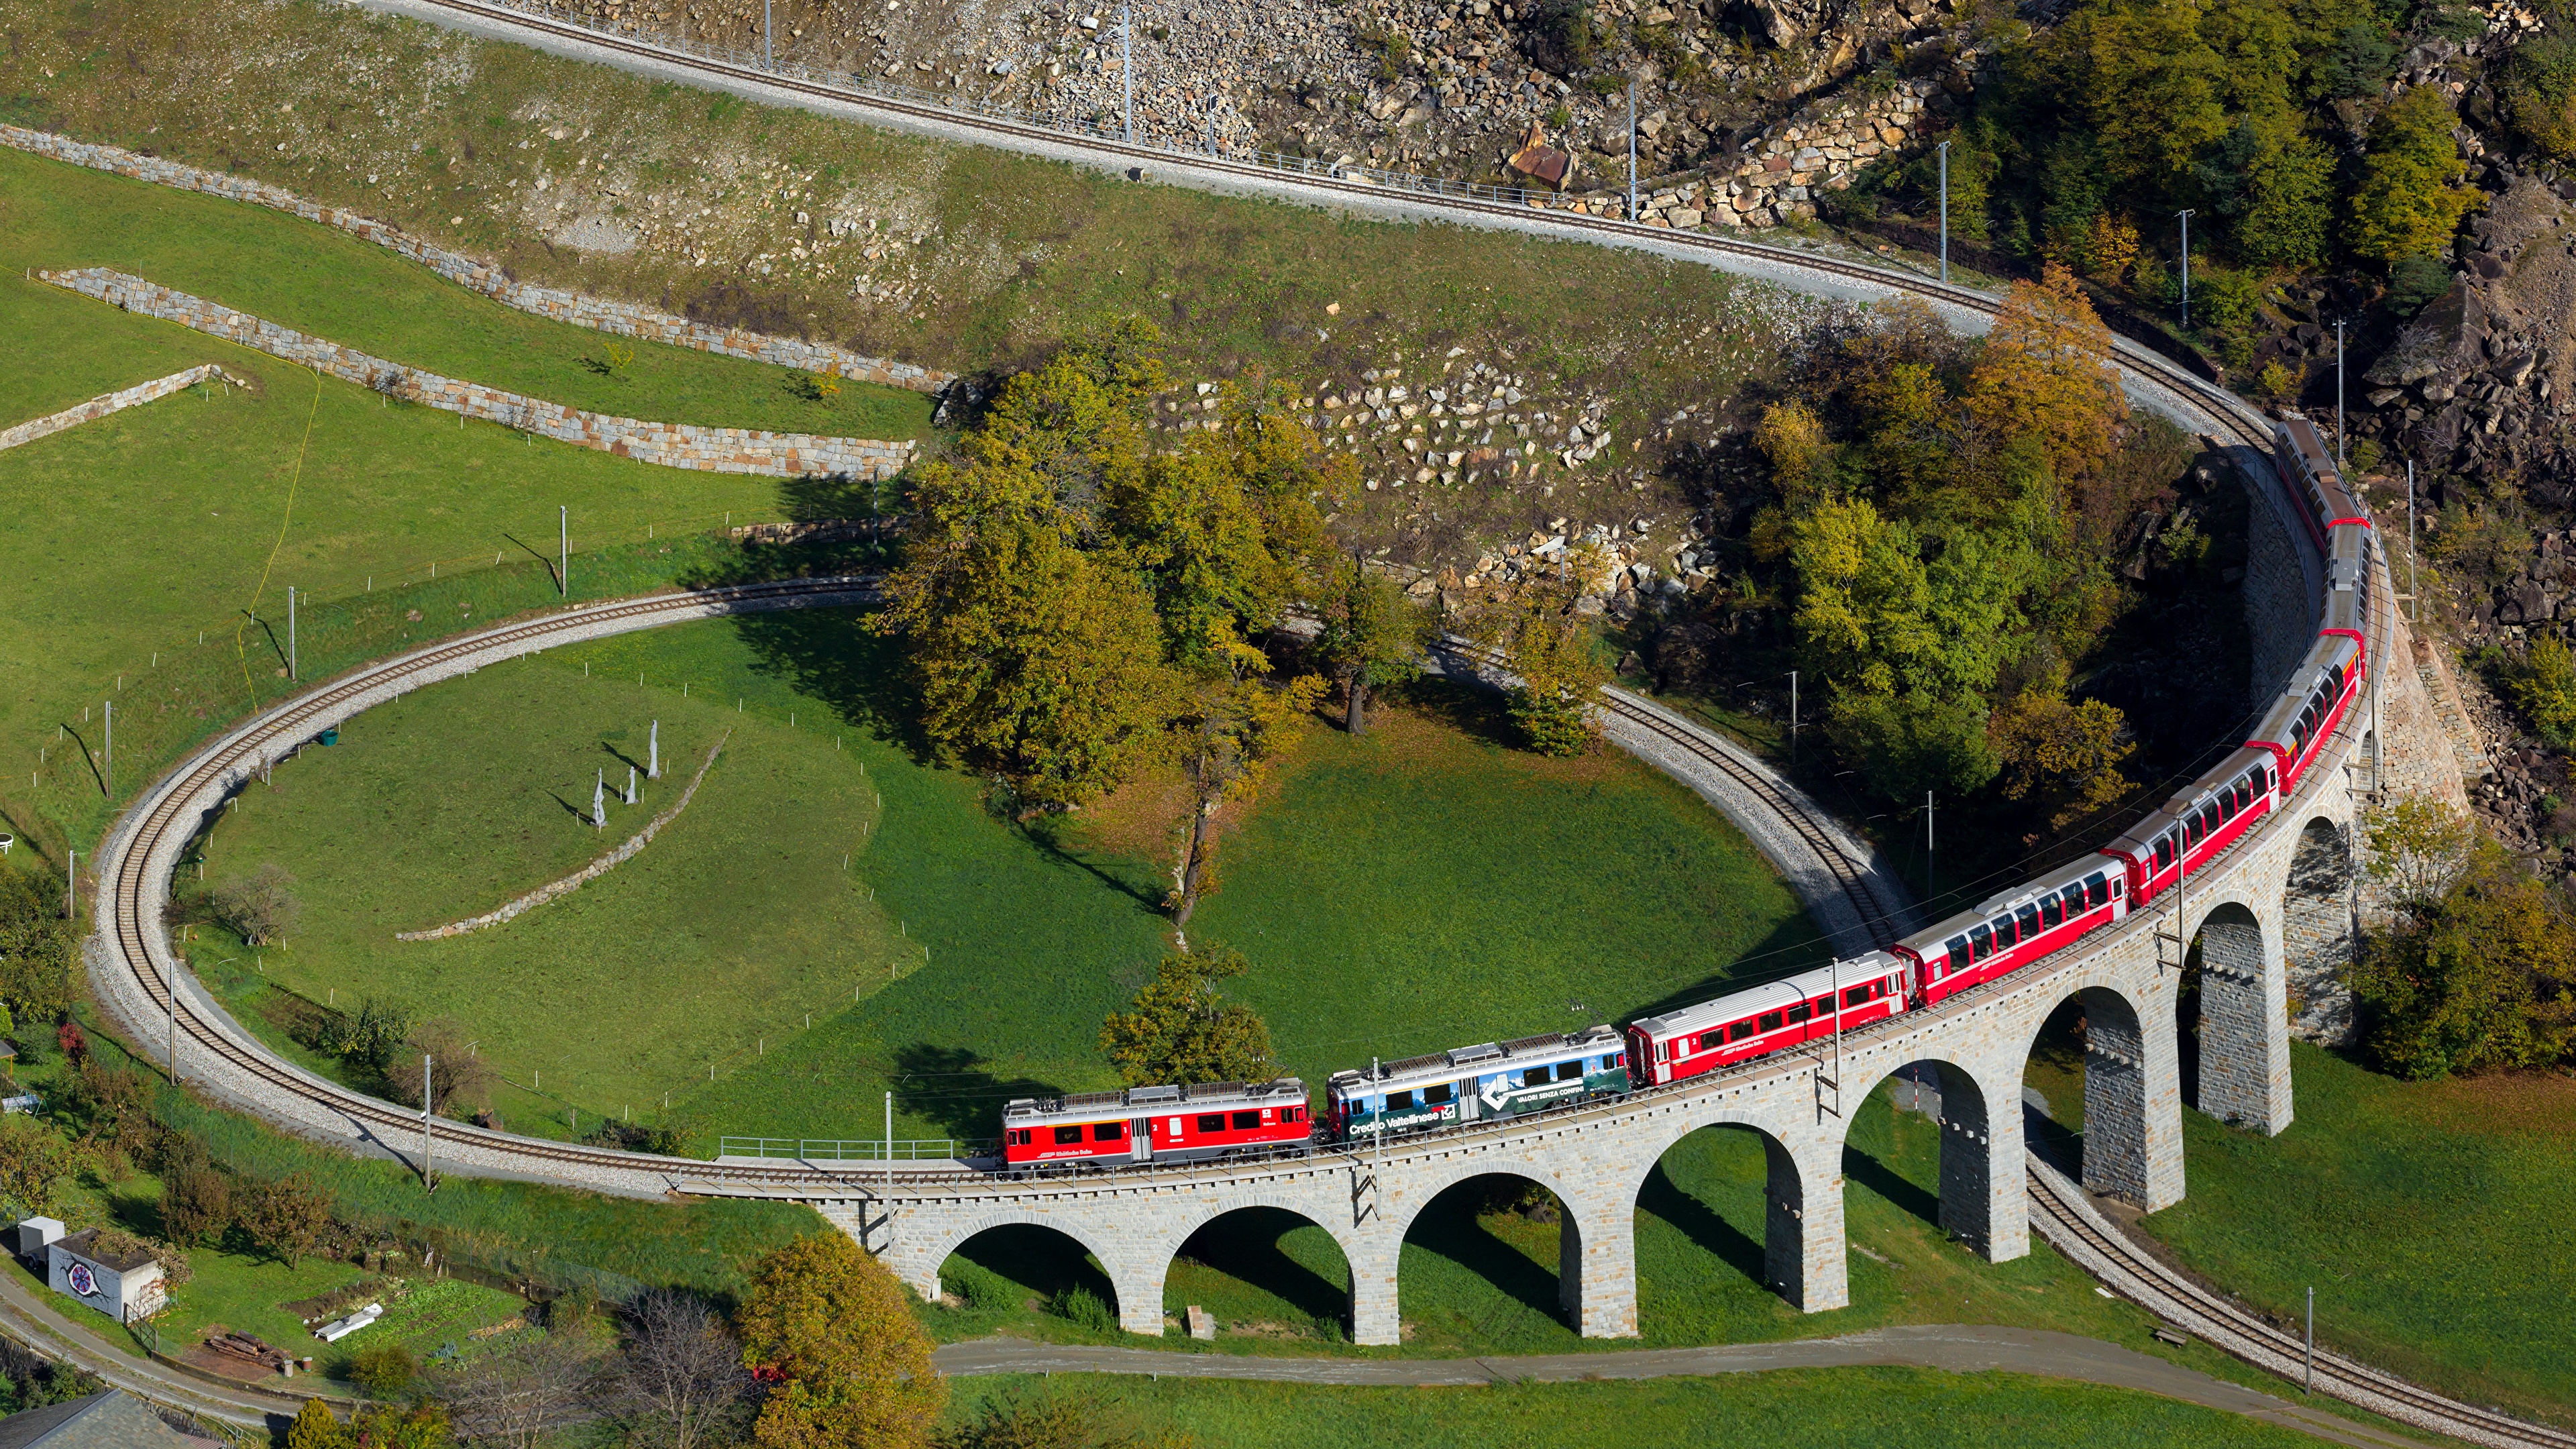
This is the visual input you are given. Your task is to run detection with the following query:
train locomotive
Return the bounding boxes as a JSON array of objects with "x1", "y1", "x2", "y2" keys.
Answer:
[{"x1": 993, "y1": 414, "x2": 2372, "y2": 1167}]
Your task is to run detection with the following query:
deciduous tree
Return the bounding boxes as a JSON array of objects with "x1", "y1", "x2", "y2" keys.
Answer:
[
  {"x1": 1989, "y1": 682, "x2": 2136, "y2": 833},
  {"x1": 2355, "y1": 836, "x2": 2576, "y2": 1078},
  {"x1": 0, "y1": 867, "x2": 79, "y2": 1026},
  {"x1": 739, "y1": 1234, "x2": 944, "y2": 1449},
  {"x1": 238, "y1": 1172, "x2": 333, "y2": 1268},
  {"x1": 0, "y1": 1115, "x2": 76, "y2": 1216},
  {"x1": 1099, "y1": 945, "x2": 1274, "y2": 1087},
  {"x1": 159, "y1": 1162, "x2": 232, "y2": 1249},
  {"x1": 1480, "y1": 581, "x2": 1609, "y2": 758},
  {"x1": 2347, "y1": 87, "x2": 2483, "y2": 263},
  {"x1": 1167, "y1": 641, "x2": 1327, "y2": 927},
  {"x1": 211, "y1": 863, "x2": 299, "y2": 947},
  {"x1": 614, "y1": 1289, "x2": 751, "y2": 1449},
  {"x1": 2363, "y1": 794, "x2": 2479, "y2": 916},
  {"x1": 1307, "y1": 555, "x2": 1426, "y2": 736},
  {"x1": 1963, "y1": 265, "x2": 2124, "y2": 482},
  {"x1": 287, "y1": 1399, "x2": 345, "y2": 1449}
]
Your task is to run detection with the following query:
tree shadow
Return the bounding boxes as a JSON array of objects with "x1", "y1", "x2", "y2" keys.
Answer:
[
  {"x1": 1403, "y1": 1174, "x2": 1565, "y2": 1329},
  {"x1": 951, "y1": 1224, "x2": 1118, "y2": 1307},
  {"x1": 1379, "y1": 674, "x2": 1522, "y2": 752},
  {"x1": 1635, "y1": 1157, "x2": 1768, "y2": 1286},
  {"x1": 1016, "y1": 812, "x2": 1170, "y2": 914},
  {"x1": 891, "y1": 1043, "x2": 1066, "y2": 1141},
  {"x1": 1175, "y1": 1208, "x2": 1350, "y2": 1324},
  {"x1": 1620, "y1": 912, "x2": 1837, "y2": 1023},
  {"x1": 1841, "y1": 1134, "x2": 1942, "y2": 1229}
]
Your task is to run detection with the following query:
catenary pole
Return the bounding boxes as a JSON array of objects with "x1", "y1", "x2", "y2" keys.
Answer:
[
  {"x1": 559, "y1": 505, "x2": 569, "y2": 597},
  {"x1": 1936, "y1": 140, "x2": 1950, "y2": 284},
  {"x1": 2336, "y1": 319, "x2": 2347, "y2": 468},
  {"x1": 424, "y1": 1055, "x2": 435, "y2": 1189},
  {"x1": 763, "y1": 0, "x2": 771, "y2": 66},
  {"x1": 287, "y1": 586, "x2": 297, "y2": 681},
  {"x1": 2407, "y1": 460, "x2": 2419, "y2": 623},
  {"x1": 1122, "y1": 3, "x2": 1133, "y2": 143},
  {"x1": 1789, "y1": 670, "x2": 1799, "y2": 761},
  {"x1": 103, "y1": 700, "x2": 111, "y2": 800},
  {"x1": 1924, "y1": 792, "x2": 1935, "y2": 900},
  {"x1": 885, "y1": 1091, "x2": 894, "y2": 1197},
  {"x1": 2305, "y1": 1287, "x2": 2315, "y2": 1392},
  {"x1": 2177, "y1": 209, "x2": 2194, "y2": 329},
  {"x1": 1627, "y1": 79, "x2": 1638, "y2": 223}
]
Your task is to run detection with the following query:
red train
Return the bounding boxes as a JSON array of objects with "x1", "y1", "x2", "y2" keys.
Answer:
[{"x1": 990, "y1": 413, "x2": 2370, "y2": 1165}]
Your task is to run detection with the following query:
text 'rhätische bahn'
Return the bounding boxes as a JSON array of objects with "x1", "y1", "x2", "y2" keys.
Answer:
[{"x1": 997, "y1": 417, "x2": 2369, "y2": 1175}]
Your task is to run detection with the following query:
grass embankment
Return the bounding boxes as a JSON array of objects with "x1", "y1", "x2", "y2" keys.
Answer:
[
  {"x1": 194, "y1": 649, "x2": 895, "y2": 1134},
  {"x1": 198, "y1": 620, "x2": 1823, "y2": 1146},
  {"x1": 0, "y1": 148, "x2": 936, "y2": 439},
  {"x1": 942, "y1": 1371, "x2": 2330, "y2": 1449},
  {"x1": 0, "y1": 131, "x2": 934, "y2": 860}
]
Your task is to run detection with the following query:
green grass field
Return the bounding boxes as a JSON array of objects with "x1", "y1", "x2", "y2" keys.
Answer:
[
  {"x1": 197, "y1": 619, "x2": 1825, "y2": 1150},
  {"x1": 0, "y1": 148, "x2": 934, "y2": 439},
  {"x1": 941, "y1": 1370, "x2": 2328, "y2": 1449},
  {"x1": 192, "y1": 649, "x2": 896, "y2": 1134}
]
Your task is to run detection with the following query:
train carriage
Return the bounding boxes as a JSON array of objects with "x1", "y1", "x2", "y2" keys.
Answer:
[
  {"x1": 2247, "y1": 635, "x2": 2363, "y2": 796},
  {"x1": 2104, "y1": 746, "x2": 2280, "y2": 908},
  {"x1": 1000, "y1": 1078, "x2": 1312, "y2": 1170},
  {"x1": 1893, "y1": 856, "x2": 2127, "y2": 1008},
  {"x1": 1327, "y1": 1026, "x2": 1627, "y2": 1142},
  {"x1": 1627, "y1": 953, "x2": 1909, "y2": 1085},
  {"x1": 2322, "y1": 523, "x2": 2373, "y2": 649},
  {"x1": 2272, "y1": 416, "x2": 2367, "y2": 552}
]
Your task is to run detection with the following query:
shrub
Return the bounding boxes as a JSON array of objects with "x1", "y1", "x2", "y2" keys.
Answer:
[
  {"x1": 2355, "y1": 838, "x2": 2576, "y2": 1077},
  {"x1": 2509, "y1": 635, "x2": 2576, "y2": 747},
  {"x1": 2347, "y1": 87, "x2": 2483, "y2": 263},
  {"x1": 160, "y1": 1163, "x2": 234, "y2": 1248},
  {"x1": 211, "y1": 863, "x2": 299, "y2": 947},
  {"x1": 2387, "y1": 253, "x2": 2453, "y2": 316},
  {"x1": 2506, "y1": 32, "x2": 2576, "y2": 160},
  {"x1": 739, "y1": 1235, "x2": 943, "y2": 1449},
  {"x1": 1044, "y1": 1287, "x2": 1118, "y2": 1333},
  {"x1": 287, "y1": 1399, "x2": 345, "y2": 1449},
  {"x1": 349, "y1": 1342, "x2": 418, "y2": 1397}
]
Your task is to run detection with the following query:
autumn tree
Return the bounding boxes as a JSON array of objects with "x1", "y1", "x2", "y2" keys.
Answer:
[
  {"x1": 211, "y1": 863, "x2": 299, "y2": 947},
  {"x1": 1099, "y1": 945, "x2": 1275, "y2": 1087},
  {"x1": 159, "y1": 1162, "x2": 233, "y2": 1248},
  {"x1": 2347, "y1": 87, "x2": 2483, "y2": 264},
  {"x1": 0, "y1": 865, "x2": 79, "y2": 1025},
  {"x1": 2363, "y1": 795, "x2": 2479, "y2": 916},
  {"x1": 238, "y1": 1172, "x2": 333, "y2": 1268},
  {"x1": 384, "y1": 1017, "x2": 497, "y2": 1116},
  {"x1": 1962, "y1": 265, "x2": 2124, "y2": 482},
  {"x1": 1480, "y1": 579, "x2": 1609, "y2": 758},
  {"x1": 1307, "y1": 554, "x2": 1426, "y2": 735},
  {"x1": 436, "y1": 1327, "x2": 596, "y2": 1449},
  {"x1": 0, "y1": 1114, "x2": 76, "y2": 1216},
  {"x1": 2355, "y1": 833, "x2": 2576, "y2": 1078},
  {"x1": 738, "y1": 1233, "x2": 945, "y2": 1449},
  {"x1": 2508, "y1": 635, "x2": 2576, "y2": 747},
  {"x1": 1167, "y1": 641, "x2": 1328, "y2": 928},
  {"x1": 287, "y1": 1399, "x2": 345, "y2": 1449},
  {"x1": 1988, "y1": 680, "x2": 2136, "y2": 834}
]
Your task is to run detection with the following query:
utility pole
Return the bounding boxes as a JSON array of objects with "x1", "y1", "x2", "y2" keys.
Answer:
[
  {"x1": 102, "y1": 700, "x2": 111, "y2": 800},
  {"x1": 1627, "y1": 78, "x2": 1638, "y2": 224},
  {"x1": 66, "y1": 849, "x2": 74, "y2": 922},
  {"x1": 649, "y1": 718, "x2": 661, "y2": 780},
  {"x1": 1936, "y1": 140, "x2": 1950, "y2": 284},
  {"x1": 167, "y1": 956, "x2": 178, "y2": 1086},
  {"x1": 1788, "y1": 670, "x2": 1799, "y2": 761},
  {"x1": 423, "y1": 1055, "x2": 436, "y2": 1190},
  {"x1": 885, "y1": 1090, "x2": 895, "y2": 1198},
  {"x1": 287, "y1": 586, "x2": 297, "y2": 681},
  {"x1": 559, "y1": 505, "x2": 569, "y2": 598},
  {"x1": 2407, "y1": 460, "x2": 2420, "y2": 623},
  {"x1": 2177, "y1": 209, "x2": 2194, "y2": 329},
  {"x1": 763, "y1": 0, "x2": 772, "y2": 66},
  {"x1": 2305, "y1": 1287, "x2": 2315, "y2": 1393},
  {"x1": 1924, "y1": 792, "x2": 1935, "y2": 901},
  {"x1": 2336, "y1": 319, "x2": 2347, "y2": 469},
  {"x1": 1121, "y1": 3, "x2": 1133, "y2": 143}
]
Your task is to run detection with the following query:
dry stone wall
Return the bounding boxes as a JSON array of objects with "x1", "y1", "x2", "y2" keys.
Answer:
[
  {"x1": 1, "y1": 125, "x2": 953, "y2": 395},
  {"x1": 42, "y1": 269, "x2": 913, "y2": 481},
  {"x1": 0, "y1": 364, "x2": 256, "y2": 451}
]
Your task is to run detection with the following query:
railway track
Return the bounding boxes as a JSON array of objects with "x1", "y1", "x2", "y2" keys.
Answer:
[
  {"x1": 2029, "y1": 1155, "x2": 2576, "y2": 1449},
  {"x1": 73, "y1": 23, "x2": 2557, "y2": 1436}
]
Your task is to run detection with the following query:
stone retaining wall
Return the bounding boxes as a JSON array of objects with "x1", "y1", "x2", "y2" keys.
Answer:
[
  {"x1": 42, "y1": 269, "x2": 913, "y2": 481},
  {"x1": 0, "y1": 364, "x2": 256, "y2": 451},
  {"x1": 1, "y1": 125, "x2": 953, "y2": 395}
]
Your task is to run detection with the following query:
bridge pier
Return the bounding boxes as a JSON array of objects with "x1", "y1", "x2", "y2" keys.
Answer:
[
  {"x1": 1933, "y1": 1060, "x2": 2029, "y2": 1263},
  {"x1": 1763, "y1": 1133, "x2": 1848, "y2": 1313},
  {"x1": 2078, "y1": 983, "x2": 2186, "y2": 1212},
  {"x1": 2195, "y1": 902, "x2": 2294, "y2": 1135},
  {"x1": 1558, "y1": 1187, "x2": 1640, "y2": 1338},
  {"x1": 1348, "y1": 1232, "x2": 1401, "y2": 1346}
]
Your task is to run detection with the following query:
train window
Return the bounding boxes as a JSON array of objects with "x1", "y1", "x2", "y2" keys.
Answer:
[
  {"x1": 2202, "y1": 803, "x2": 2222, "y2": 835},
  {"x1": 1054, "y1": 1126, "x2": 1083, "y2": 1145},
  {"x1": 1786, "y1": 1002, "x2": 1812, "y2": 1024},
  {"x1": 2153, "y1": 836, "x2": 2174, "y2": 871},
  {"x1": 2016, "y1": 904, "x2": 2040, "y2": 938},
  {"x1": 1758, "y1": 1011, "x2": 1786, "y2": 1033},
  {"x1": 1197, "y1": 1113, "x2": 1227, "y2": 1132},
  {"x1": 1728, "y1": 1020, "x2": 1758, "y2": 1043},
  {"x1": 1842, "y1": 985, "x2": 1871, "y2": 1009},
  {"x1": 1945, "y1": 935, "x2": 1971, "y2": 968},
  {"x1": 1968, "y1": 924, "x2": 1992, "y2": 961},
  {"x1": 2184, "y1": 815, "x2": 2204, "y2": 848},
  {"x1": 2033, "y1": 894, "x2": 2057, "y2": 928},
  {"x1": 1232, "y1": 1111, "x2": 1260, "y2": 1130},
  {"x1": 1992, "y1": 914, "x2": 2018, "y2": 948},
  {"x1": 1093, "y1": 1122, "x2": 1125, "y2": 1142},
  {"x1": 1424, "y1": 1084, "x2": 1454, "y2": 1105},
  {"x1": 1386, "y1": 1092, "x2": 1415, "y2": 1112},
  {"x1": 1007, "y1": 1129, "x2": 1028, "y2": 1146},
  {"x1": 1557, "y1": 1061, "x2": 1585, "y2": 1081},
  {"x1": 2257, "y1": 763, "x2": 2272, "y2": 792}
]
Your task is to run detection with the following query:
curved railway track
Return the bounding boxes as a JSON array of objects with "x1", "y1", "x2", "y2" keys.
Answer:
[{"x1": 71, "y1": 23, "x2": 2566, "y2": 1437}]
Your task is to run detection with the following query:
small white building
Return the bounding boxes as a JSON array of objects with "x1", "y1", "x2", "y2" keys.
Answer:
[
  {"x1": 11, "y1": 1218, "x2": 61, "y2": 1265},
  {"x1": 46, "y1": 1230, "x2": 164, "y2": 1324}
]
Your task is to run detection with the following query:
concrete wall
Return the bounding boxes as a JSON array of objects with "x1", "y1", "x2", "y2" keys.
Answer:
[
  {"x1": 42, "y1": 269, "x2": 912, "y2": 481},
  {"x1": 1, "y1": 124, "x2": 954, "y2": 395}
]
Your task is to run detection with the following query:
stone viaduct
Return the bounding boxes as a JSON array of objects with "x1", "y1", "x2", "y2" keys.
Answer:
[{"x1": 752, "y1": 432, "x2": 2429, "y2": 1345}]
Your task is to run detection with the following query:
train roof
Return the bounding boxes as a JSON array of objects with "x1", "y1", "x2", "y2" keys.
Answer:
[
  {"x1": 1900, "y1": 855, "x2": 2123, "y2": 956},
  {"x1": 2249, "y1": 635, "x2": 2362, "y2": 745},
  {"x1": 2162, "y1": 745, "x2": 2278, "y2": 816},
  {"x1": 1628, "y1": 951, "x2": 1905, "y2": 1038},
  {"x1": 2277, "y1": 415, "x2": 2369, "y2": 524},
  {"x1": 1004, "y1": 1077, "x2": 1306, "y2": 1123},
  {"x1": 1327, "y1": 1024, "x2": 1621, "y2": 1093}
]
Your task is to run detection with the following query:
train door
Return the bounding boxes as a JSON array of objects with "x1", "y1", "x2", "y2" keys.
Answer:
[{"x1": 1128, "y1": 1117, "x2": 1152, "y2": 1161}]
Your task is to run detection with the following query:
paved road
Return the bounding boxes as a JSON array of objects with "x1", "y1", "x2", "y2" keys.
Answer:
[{"x1": 934, "y1": 1325, "x2": 2435, "y2": 1449}]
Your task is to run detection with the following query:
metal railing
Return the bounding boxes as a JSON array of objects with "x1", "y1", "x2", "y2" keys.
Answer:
[
  {"x1": 468, "y1": 0, "x2": 1575, "y2": 209},
  {"x1": 718, "y1": 1136, "x2": 987, "y2": 1161}
]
